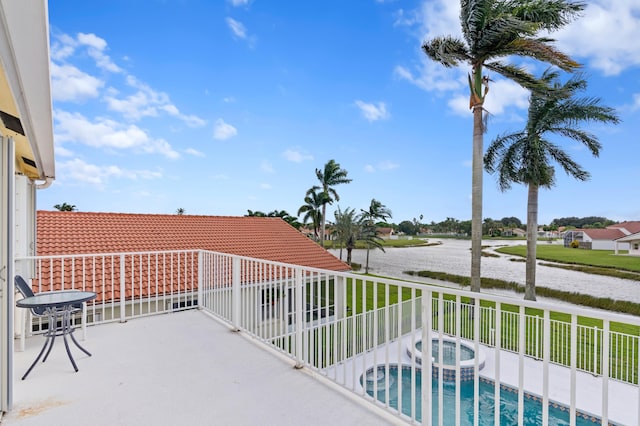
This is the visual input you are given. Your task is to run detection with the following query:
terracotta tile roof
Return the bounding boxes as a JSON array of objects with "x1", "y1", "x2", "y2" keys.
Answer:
[{"x1": 36, "y1": 211, "x2": 350, "y2": 272}]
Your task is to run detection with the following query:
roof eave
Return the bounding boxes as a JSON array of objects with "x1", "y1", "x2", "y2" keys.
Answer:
[{"x1": 0, "y1": 0, "x2": 54, "y2": 180}]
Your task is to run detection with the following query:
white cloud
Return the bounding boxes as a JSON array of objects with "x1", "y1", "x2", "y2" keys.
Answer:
[
  {"x1": 555, "y1": 1, "x2": 640, "y2": 76},
  {"x1": 77, "y1": 32, "x2": 123, "y2": 73},
  {"x1": 185, "y1": 148, "x2": 205, "y2": 157},
  {"x1": 393, "y1": 61, "x2": 463, "y2": 93},
  {"x1": 58, "y1": 158, "x2": 161, "y2": 186},
  {"x1": 417, "y1": 0, "x2": 461, "y2": 41},
  {"x1": 50, "y1": 33, "x2": 77, "y2": 61},
  {"x1": 378, "y1": 161, "x2": 399, "y2": 171},
  {"x1": 104, "y1": 76, "x2": 206, "y2": 127},
  {"x1": 365, "y1": 161, "x2": 399, "y2": 172},
  {"x1": 447, "y1": 79, "x2": 529, "y2": 117},
  {"x1": 260, "y1": 160, "x2": 274, "y2": 173},
  {"x1": 54, "y1": 110, "x2": 180, "y2": 159},
  {"x1": 632, "y1": 93, "x2": 640, "y2": 110},
  {"x1": 51, "y1": 31, "x2": 205, "y2": 127},
  {"x1": 223, "y1": 96, "x2": 236, "y2": 103},
  {"x1": 260, "y1": 183, "x2": 272, "y2": 189},
  {"x1": 354, "y1": 100, "x2": 390, "y2": 122},
  {"x1": 50, "y1": 62, "x2": 104, "y2": 102},
  {"x1": 213, "y1": 119, "x2": 238, "y2": 140},
  {"x1": 229, "y1": 0, "x2": 250, "y2": 6},
  {"x1": 282, "y1": 149, "x2": 313, "y2": 163},
  {"x1": 226, "y1": 17, "x2": 247, "y2": 39}
]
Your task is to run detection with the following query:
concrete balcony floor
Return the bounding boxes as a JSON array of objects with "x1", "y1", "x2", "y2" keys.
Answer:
[{"x1": 4, "y1": 310, "x2": 394, "y2": 426}]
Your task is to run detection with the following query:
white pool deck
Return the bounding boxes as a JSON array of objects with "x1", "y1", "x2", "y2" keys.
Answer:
[{"x1": 3, "y1": 310, "x2": 638, "y2": 425}]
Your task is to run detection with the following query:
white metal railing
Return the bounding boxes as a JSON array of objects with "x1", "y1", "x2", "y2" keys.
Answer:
[{"x1": 15, "y1": 250, "x2": 640, "y2": 425}]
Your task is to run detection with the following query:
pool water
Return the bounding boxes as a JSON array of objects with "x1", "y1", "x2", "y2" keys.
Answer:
[
  {"x1": 416, "y1": 339, "x2": 475, "y2": 363},
  {"x1": 361, "y1": 365, "x2": 599, "y2": 425}
]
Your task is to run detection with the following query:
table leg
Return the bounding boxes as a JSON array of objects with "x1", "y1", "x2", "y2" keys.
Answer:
[
  {"x1": 69, "y1": 328, "x2": 91, "y2": 356},
  {"x1": 21, "y1": 335, "x2": 52, "y2": 380},
  {"x1": 41, "y1": 317, "x2": 58, "y2": 363}
]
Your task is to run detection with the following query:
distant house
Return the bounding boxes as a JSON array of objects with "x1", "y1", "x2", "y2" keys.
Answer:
[
  {"x1": 563, "y1": 221, "x2": 640, "y2": 251},
  {"x1": 376, "y1": 227, "x2": 394, "y2": 239},
  {"x1": 615, "y1": 232, "x2": 640, "y2": 256},
  {"x1": 502, "y1": 228, "x2": 526, "y2": 237}
]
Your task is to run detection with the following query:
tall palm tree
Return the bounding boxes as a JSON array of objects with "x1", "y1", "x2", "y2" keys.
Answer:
[
  {"x1": 422, "y1": 0, "x2": 584, "y2": 293},
  {"x1": 311, "y1": 159, "x2": 352, "y2": 247},
  {"x1": 484, "y1": 69, "x2": 620, "y2": 300},
  {"x1": 298, "y1": 188, "x2": 328, "y2": 241},
  {"x1": 360, "y1": 199, "x2": 392, "y2": 274},
  {"x1": 334, "y1": 206, "x2": 359, "y2": 265}
]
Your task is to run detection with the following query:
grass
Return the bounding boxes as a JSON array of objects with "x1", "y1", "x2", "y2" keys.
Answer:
[
  {"x1": 342, "y1": 272, "x2": 639, "y2": 384},
  {"x1": 323, "y1": 238, "x2": 438, "y2": 250},
  {"x1": 496, "y1": 244, "x2": 640, "y2": 273},
  {"x1": 404, "y1": 269, "x2": 640, "y2": 321}
]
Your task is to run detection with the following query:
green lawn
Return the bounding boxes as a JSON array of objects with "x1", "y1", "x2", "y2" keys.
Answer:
[
  {"x1": 496, "y1": 244, "x2": 640, "y2": 272},
  {"x1": 324, "y1": 237, "x2": 435, "y2": 249}
]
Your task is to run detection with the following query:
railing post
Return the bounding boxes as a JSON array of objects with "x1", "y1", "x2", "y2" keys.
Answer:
[
  {"x1": 602, "y1": 320, "x2": 610, "y2": 425},
  {"x1": 197, "y1": 251, "x2": 203, "y2": 310},
  {"x1": 231, "y1": 257, "x2": 241, "y2": 331},
  {"x1": 421, "y1": 289, "x2": 432, "y2": 426},
  {"x1": 334, "y1": 275, "x2": 346, "y2": 320},
  {"x1": 119, "y1": 254, "x2": 126, "y2": 323},
  {"x1": 294, "y1": 268, "x2": 304, "y2": 369}
]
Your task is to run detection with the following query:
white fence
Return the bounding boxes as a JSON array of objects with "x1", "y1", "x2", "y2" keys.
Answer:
[{"x1": 15, "y1": 250, "x2": 640, "y2": 425}]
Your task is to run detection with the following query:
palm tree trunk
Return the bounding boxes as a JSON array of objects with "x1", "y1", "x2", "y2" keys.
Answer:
[
  {"x1": 320, "y1": 204, "x2": 326, "y2": 248},
  {"x1": 525, "y1": 184, "x2": 539, "y2": 301},
  {"x1": 346, "y1": 248, "x2": 352, "y2": 265},
  {"x1": 365, "y1": 246, "x2": 370, "y2": 274},
  {"x1": 470, "y1": 104, "x2": 484, "y2": 293}
]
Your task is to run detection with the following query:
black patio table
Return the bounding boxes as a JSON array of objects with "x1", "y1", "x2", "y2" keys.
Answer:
[{"x1": 16, "y1": 290, "x2": 97, "y2": 379}]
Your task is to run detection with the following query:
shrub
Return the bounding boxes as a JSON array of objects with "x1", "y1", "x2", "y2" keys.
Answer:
[{"x1": 570, "y1": 240, "x2": 579, "y2": 248}]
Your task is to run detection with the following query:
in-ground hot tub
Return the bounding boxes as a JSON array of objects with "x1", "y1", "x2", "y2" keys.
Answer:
[{"x1": 406, "y1": 336, "x2": 485, "y2": 381}]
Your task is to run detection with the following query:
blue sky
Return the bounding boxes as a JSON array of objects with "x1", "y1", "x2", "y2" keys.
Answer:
[{"x1": 41, "y1": 0, "x2": 640, "y2": 226}]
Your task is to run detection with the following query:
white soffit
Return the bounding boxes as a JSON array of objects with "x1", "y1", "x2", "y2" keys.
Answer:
[{"x1": 0, "y1": 0, "x2": 54, "y2": 180}]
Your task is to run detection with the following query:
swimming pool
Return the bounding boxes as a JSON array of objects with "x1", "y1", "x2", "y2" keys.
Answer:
[
  {"x1": 407, "y1": 337, "x2": 486, "y2": 381},
  {"x1": 361, "y1": 364, "x2": 605, "y2": 425}
]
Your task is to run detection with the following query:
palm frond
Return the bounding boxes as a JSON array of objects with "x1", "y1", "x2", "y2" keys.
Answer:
[
  {"x1": 500, "y1": 38, "x2": 581, "y2": 72},
  {"x1": 422, "y1": 36, "x2": 471, "y2": 68},
  {"x1": 508, "y1": 0, "x2": 586, "y2": 31},
  {"x1": 483, "y1": 61, "x2": 544, "y2": 92}
]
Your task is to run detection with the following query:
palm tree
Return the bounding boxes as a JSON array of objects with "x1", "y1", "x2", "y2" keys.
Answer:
[
  {"x1": 484, "y1": 69, "x2": 620, "y2": 300},
  {"x1": 311, "y1": 160, "x2": 352, "y2": 247},
  {"x1": 360, "y1": 199, "x2": 392, "y2": 274},
  {"x1": 176, "y1": 208, "x2": 185, "y2": 215},
  {"x1": 54, "y1": 203, "x2": 76, "y2": 211},
  {"x1": 333, "y1": 206, "x2": 359, "y2": 265},
  {"x1": 358, "y1": 218, "x2": 385, "y2": 274},
  {"x1": 422, "y1": 0, "x2": 584, "y2": 293},
  {"x1": 298, "y1": 188, "x2": 328, "y2": 241}
]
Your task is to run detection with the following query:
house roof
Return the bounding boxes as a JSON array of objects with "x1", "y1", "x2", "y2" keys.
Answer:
[
  {"x1": 617, "y1": 232, "x2": 640, "y2": 243},
  {"x1": 579, "y1": 228, "x2": 626, "y2": 240},
  {"x1": 36, "y1": 211, "x2": 350, "y2": 272},
  {"x1": 609, "y1": 221, "x2": 640, "y2": 235}
]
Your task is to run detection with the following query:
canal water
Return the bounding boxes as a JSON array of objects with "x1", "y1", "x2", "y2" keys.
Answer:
[{"x1": 330, "y1": 239, "x2": 640, "y2": 305}]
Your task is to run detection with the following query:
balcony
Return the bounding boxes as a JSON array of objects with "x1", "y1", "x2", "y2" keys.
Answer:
[{"x1": 7, "y1": 250, "x2": 640, "y2": 425}]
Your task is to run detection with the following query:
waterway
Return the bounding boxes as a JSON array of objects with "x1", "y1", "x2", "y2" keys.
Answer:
[{"x1": 330, "y1": 239, "x2": 640, "y2": 305}]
